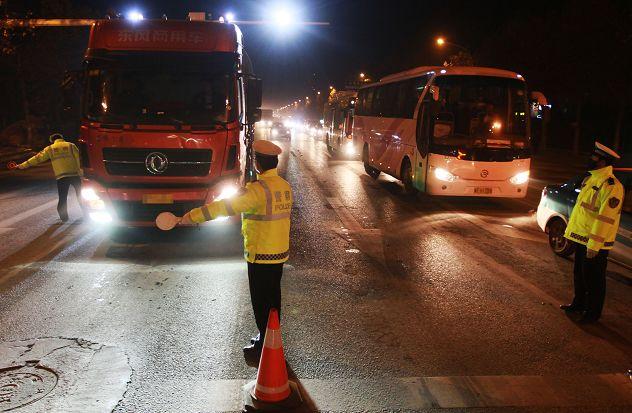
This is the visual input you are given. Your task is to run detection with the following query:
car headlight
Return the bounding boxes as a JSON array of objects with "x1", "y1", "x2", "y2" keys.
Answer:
[
  {"x1": 434, "y1": 167, "x2": 457, "y2": 182},
  {"x1": 81, "y1": 187, "x2": 106, "y2": 210},
  {"x1": 271, "y1": 128, "x2": 279, "y2": 136},
  {"x1": 509, "y1": 171, "x2": 530, "y2": 185}
]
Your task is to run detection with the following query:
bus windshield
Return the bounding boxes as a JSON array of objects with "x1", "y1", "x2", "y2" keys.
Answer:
[
  {"x1": 83, "y1": 52, "x2": 237, "y2": 125},
  {"x1": 430, "y1": 75, "x2": 528, "y2": 149}
]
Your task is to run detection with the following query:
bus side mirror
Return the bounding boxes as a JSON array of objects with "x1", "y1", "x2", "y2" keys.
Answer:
[
  {"x1": 530, "y1": 91, "x2": 549, "y2": 119},
  {"x1": 530, "y1": 91, "x2": 548, "y2": 106},
  {"x1": 430, "y1": 86, "x2": 440, "y2": 101}
]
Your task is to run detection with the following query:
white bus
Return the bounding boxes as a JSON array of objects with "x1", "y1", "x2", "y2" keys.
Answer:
[
  {"x1": 324, "y1": 90, "x2": 358, "y2": 157},
  {"x1": 354, "y1": 66, "x2": 545, "y2": 198}
]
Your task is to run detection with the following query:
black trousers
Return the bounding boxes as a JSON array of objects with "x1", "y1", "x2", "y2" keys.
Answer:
[
  {"x1": 571, "y1": 242, "x2": 609, "y2": 318},
  {"x1": 247, "y1": 262, "x2": 283, "y2": 342},
  {"x1": 56, "y1": 176, "x2": 85, "y2": 220}
]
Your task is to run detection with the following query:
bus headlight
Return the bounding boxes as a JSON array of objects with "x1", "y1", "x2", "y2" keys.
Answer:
[
  {"x1": 434, "y1": 167, "x2": 457, "y2": 182},
  {"x1": 81, "y1": 187, "x2": 106, "y2": 210},
  {"x1": 509, "y1": 171, "x2": 530, "y2": 185}
]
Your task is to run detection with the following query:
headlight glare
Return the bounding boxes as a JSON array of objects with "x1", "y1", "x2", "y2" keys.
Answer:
[{"x1": 216, "y1": 185, "x2": 238, "y2": 201}]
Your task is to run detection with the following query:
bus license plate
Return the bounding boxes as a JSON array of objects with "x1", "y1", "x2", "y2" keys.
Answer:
[
  {"x1": 142, "y1": 194, "x2": 173, "y2": 204},
  {"x1": 474, "y1": 187, "x2": 493, "y2": 195}
]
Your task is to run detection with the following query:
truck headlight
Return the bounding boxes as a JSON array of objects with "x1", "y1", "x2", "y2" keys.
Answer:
[
  {"x1": 509, "y1": 171, "x2": 530, "y2": 185},
  {"x1": 81, "y1": 187, "x2": 106, "y2": 210},
  {"x1": 216, "y1": 185, "x2": 238, "y2": 201},
  {"x1": 434, "y1": 167, "x2": 457, "y2": 182},
  {"x1": 89, "y1": 211, "x2": 112, "y2": 223}
]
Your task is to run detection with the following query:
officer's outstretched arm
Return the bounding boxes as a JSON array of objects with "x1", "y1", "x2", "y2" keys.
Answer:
[
  {"x1": 187, "y1": 184, "x2": 260, "y2": 223},
  {"x1": 587, "y1": 183, "x2": 624, "y2": 251},
  {"x1": 18, "y1": 147, "x2": 51, "y2": 170}
]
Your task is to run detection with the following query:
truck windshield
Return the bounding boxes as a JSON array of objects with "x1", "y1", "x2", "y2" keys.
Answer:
[
  {"x1": 430, "y1": 75, "x2": 528, "y2": 149},
  {"x1": 83, "y1": 52, "x2": 238, "y2": 125}
]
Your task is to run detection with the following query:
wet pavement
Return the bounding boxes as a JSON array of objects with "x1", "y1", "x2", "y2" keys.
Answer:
[{"x1": 0, "y1": 132, "x2": 630, "y2": 412}]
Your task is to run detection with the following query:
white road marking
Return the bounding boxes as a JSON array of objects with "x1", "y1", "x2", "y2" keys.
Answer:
[{"x1": 0, "y1": 199, "x2": 57, "y2": 228}]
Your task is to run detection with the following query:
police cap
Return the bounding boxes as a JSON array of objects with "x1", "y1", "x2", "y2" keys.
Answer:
[
  {"x1": 594, "y1": 141, "x2": 620, "y2": 160},
  {"x1": 253, "y1": 140, "x2": 282, "y2": 156},
  {"x1": 49, "y1": 133, "x2": 64, "y2": 143}
]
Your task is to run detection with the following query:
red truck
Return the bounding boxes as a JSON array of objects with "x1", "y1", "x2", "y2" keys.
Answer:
[{"x1": 78, "y1": 17, "x2": 261, "y2": 226}]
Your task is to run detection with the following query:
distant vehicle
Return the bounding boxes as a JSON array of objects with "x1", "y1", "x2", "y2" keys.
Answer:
[
  {"x1": 78, "y1": 17, "x2": 261, "y2": 226},
  {"x1": 323, "y1": 90, "x2": 357, "y2": 157},
  {"x1": 536, "y1": 169, "x2": 631, "y2": 268},
  {"x1": 354, "y1": 66, "x2": 547, "y2": 197},
  {"x1": 270, "y1": 121, "x2": 291, "y2": 140}
]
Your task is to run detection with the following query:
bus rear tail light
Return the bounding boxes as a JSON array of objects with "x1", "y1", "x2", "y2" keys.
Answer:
[
  {"x1": 434, "y1": 167, "x2": 457, "y2": 182},
  {"x1": 509, "y1": 171, "x2": 530, "y2": 185}
]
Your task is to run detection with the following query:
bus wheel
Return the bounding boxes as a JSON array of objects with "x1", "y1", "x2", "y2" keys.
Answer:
[
  {"x1": 363, "y1": 146, "x2": 380, "y2": 179},
  {"x1": 401, "y1": 158, "x2": 415, "y2": 195}
]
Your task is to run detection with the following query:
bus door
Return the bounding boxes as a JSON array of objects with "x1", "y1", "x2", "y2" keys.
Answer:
[{"x1": 413, "y1": 91, "x2": 437, "y2": 192}]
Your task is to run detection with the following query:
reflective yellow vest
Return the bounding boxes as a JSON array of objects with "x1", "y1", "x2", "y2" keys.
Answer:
[
  {"x1": 19, "y1": 139, "x2": 81, "y2": 180},
  {"x1": 190, "y1": 168, "x2": 292, "y2": 264},
  {"x1": 564, "y1": 165, "x2": 624, "y2": 251}
]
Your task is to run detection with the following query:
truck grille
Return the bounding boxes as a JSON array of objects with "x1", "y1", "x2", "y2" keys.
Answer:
[
  {"x1": 112, "y1": 200, "x2": 205, "y2": 222},
  {"x1": 103, "y1": 148, "x2": 212, "y2": 177}
]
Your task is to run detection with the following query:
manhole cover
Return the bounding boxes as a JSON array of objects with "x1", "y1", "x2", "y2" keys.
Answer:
[{"x1": 0, "y1": 365, "x2": 58, "y2": 411}]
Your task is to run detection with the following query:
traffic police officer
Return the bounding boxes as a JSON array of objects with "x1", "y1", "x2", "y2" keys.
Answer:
[
  {"x1": 560, "y1": 142, "x2": 624, "y2": 323},
  {"x1": 180, "y1": 140, "x2": 292, "y2": 359},
  {"x1": 15, "y1": 133, "x2": 86, "y2": 222}
]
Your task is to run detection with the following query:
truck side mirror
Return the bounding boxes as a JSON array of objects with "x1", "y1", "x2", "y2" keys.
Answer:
[
  {"x1": 246, "y1": 77, "x2": 263, "y2": 113},
  {"x1": 249, "y1": 108, "x2": 262, "y2": 124}
]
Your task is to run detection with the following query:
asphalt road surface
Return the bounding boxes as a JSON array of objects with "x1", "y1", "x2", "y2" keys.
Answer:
[{"x1": 0, "y1": 132, "x2": 630, "y2": 412}]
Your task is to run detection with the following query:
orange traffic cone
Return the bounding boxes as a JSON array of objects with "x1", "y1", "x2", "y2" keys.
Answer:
[
  {"x1": 254, "y1": 308, "x2": 291, "y2": 401},
  {"x1": 243, "y1": 308, "x2": 302, "y2": 411}
]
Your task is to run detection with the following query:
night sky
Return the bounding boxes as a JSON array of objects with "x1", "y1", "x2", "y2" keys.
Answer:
[{"x1": 15, "y1": 1, "x2": 627, "y2": 108}]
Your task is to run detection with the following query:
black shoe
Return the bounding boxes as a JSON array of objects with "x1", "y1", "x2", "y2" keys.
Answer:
[
  {"x1": 250, "y1": 333, "x2": 261, "y2": 344},
  {"x1": 243, "y1": 342, "x2": 262, "y2": 364},
  {"x1": 560, "y1": 304, "x2": 584, "y2": 313},
  {"x1": 578, "y1": 313, "x2": 600, "y2": 324}
]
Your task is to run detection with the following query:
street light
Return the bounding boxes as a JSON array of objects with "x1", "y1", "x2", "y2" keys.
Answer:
[
  {"x1": 435, "y1": 36, "x2": 469, "y2": 53},
  {"x1": 360, "y1": 72, "x2": 365, "y2": 79}
]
